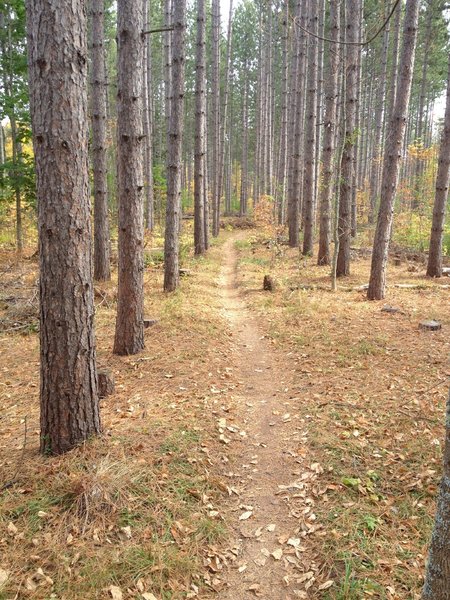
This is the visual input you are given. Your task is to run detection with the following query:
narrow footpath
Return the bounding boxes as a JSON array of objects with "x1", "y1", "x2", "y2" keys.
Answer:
[{"x1": 213, "y1": 236, "x2": 324, "y2": 600}]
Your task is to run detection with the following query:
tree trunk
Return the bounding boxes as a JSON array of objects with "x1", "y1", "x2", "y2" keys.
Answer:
[
  {"x1": 368, "y1": 0, "x2": 420, "y2": 300},
  {"x1": 287, "y1": 0, "x2": 304, "y2": 247},
  {"x1": 368, "y1": 14, "x2": 390, "y2": 224},
  {"x1": 26, "y1": 0, "x2": 101, "y2": 454},
  {"x1": 164, "y1": 0, "x2": 172, "y2": 137},
  {"x1": 318, "y1": 0, "x2": 340, "y2": 266},
  {"x1": 427, "y1": 53, "x2": 450, "y2": 278},
  {"x1": 143, "y1": 0, "x2": 154, "y2": 231},
  {"x1": 91, "y1": 0, "x2": 111, "y2": 281},
  {"x1": 336, "y1": 0, "x2": 359, "y2": 277},
  {"x1": 164, "y1": 0, "x2": 186, "y2": 291},
  {"x1": 218, "y1": 0, "x2": 233, "y2": 215},
  {"x1": 351, "y1": 0, "x2": 363, "y2": 238},
  {"x1": 302, "y1": 0, "x2": 319, "y2": 256},
  {"x1": 211, "y1": 0, "x2": 220, "y2": 236},
  {"x1": 240, "y1": 63, "x2": 249, "y2": 216},
  {"x1": 194, "y1": 0, "x2": 206, "y2": 255},
  {"x1": 113, "y1": 0, "x2": 145, "y2": 354},
  {"x1": 413, "y1": 0, "x2": 434, "y2": 210},
  {"x1": 422, "y1": 387, "x2": 450, "y2": 598},
  {"x1": 277, "y1": 0, "x2": 289, "y2": 224},
  {"x1": 387, "y1": 0, "x2": 402, "y2": 131}
]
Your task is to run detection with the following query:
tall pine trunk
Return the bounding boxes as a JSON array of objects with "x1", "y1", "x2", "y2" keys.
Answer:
[
  {"x1": 277, "y1": 0, "x2": 289, "y2": 224},
  {"x1": 368, "y1": 16, "x2": 390, "y2": 224},
  {"x1": 336, "y1": 0, "x2": 358, "y2": 277},
  {"x1": 113, "y1": 0, "x2": 145, "y2": 354},
  {"x1": 318, "y1": 0, "x2": 340, "y2": 266},
  {"x1": 164, "y1": 0, "x2": 186, "y2": 290},
  {"x1": 302, "y1": 0, "x2": 319, "y2": 256},
  {"x1": 143, "y1": 0, "x2": 154, "y2": 231},
  {"x1": 194, "y1": 0, "x2": 206, "y2": 255},
  {"x1": 287, "y1": 0, "x2": 305, "y2": 247},
  {"x1": 211, "y1": 0, "x2": 220, "y2": 236},
  {"x1": 91, "y1": 0, "x2": 111, "y2": 281},
  {"x1": 26, "y1": 0, "x2": 101, "y2": 454},
  {"x1": 426, "y1": 53, "x2": 450, "y2": 278},
  {"x1": 368, "y1": 0, "x2": 420, "y2": 300}
]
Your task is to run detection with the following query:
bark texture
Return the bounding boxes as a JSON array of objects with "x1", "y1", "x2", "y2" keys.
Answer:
[
  {"x1": 194, "y1": 0, "x2": 206, "y2": 255},
  {"x1": 423, "y1": 388, "x2": 450, "y2": 598},
  {"x1": 143, "y1": 0, "x2": 154, "y2": 231},
  {"x1": 113, "y1": 0, "x2": 145, "y2": 354},
  {"x1": 368, "y1": 13, "x2": 390, "y2": 224},
  {"x1": 302, "y1": 0, "x2": 319, "y2": 256},
  {"x1": 336, "y1": 0, "x2": 359, "y2": 277},
  {"x1": 427, "y1": 53, "x2": 450, "y2": 278},
  {"x1": 287, "y1": 0, "x2": 304, "y2": 247},
  {"x1": 91, "y1": 0, "x2": 111, "y2": 281},
  {"x1": 368, "y1": 0, "x2": 420, "y2": 300},
  {"x1": 211, "y1": 0, "x2": 220, "y2": 236},
  {"x1": 317, "y1": 0, "x2": 340, "y2": 266},
  {"x1": 164, "y1": 0, "x2": 186, "y2": 291},
  {"x1": 26, "y1": 0, "x2": 101, "y2": 455}
]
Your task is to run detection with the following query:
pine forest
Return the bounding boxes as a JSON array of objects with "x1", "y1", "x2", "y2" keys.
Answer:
[{"x1": 0, "y1": 0, "x2": 449, "y2": 598}]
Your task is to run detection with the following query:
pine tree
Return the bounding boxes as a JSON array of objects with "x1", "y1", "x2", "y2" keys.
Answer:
[
  {"x1": 164, "y1": 0, "x2": 186, "y2": 291},
  {"x1": 368, "y1": 0, "x2": 420, "y2": 300},
  {"x1": 113, "y1": 0, "x2": 145, "y2": 354},
  {"x1": 427, "y1": 52, "x2": 450, "y2": 278},
  {"x1": 26, "y1": 0, "x2": 101, "y2": 454},
  {"x1": 91, "y1": 0, "x2": 111, "y2": 281}
]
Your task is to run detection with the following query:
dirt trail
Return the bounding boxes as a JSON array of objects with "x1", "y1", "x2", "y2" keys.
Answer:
[{"x1": 214, "y1": 236, "x2": 319, "y2": 600}]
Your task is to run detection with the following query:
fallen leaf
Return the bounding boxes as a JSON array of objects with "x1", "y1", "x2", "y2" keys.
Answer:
[
  {"x1": 0, "y1": 569, "x2": 9, "y2": 587},
  {"x1": 318, "y1": 580, "x2": 334, "y2": 591},
  {"x1": 266, "y1": 524, "x2": 276, "y2": 532},
  {"x1": 239, "y1": 511, "x2": 253, "y2": 521},
  {"x1": 287, "y1": 537, "x2": 301, "y2": 548},
  {"x1": 109, "y1": 585, "x2": 123, "y2": 600},
  {"x1": 271, "y1": 548, "x2": 283, "y2": 560},
  {"x1": 7, "y1": 522, "x2": 17, "y2": 536},
  {"x1": 142, "y1": 593, "x2": 158, "y2": 600}
]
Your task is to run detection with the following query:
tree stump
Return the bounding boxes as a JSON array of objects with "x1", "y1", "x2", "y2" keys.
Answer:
[
  {"x1": 263, "y1": 275, "x2": 276, "y2": 291},
  {"x1": 419, "y1": 320, "x2": 442, "y2": 331},
  {"x1": 97, "y1": 370, "x2": 115, "y2": 398}
]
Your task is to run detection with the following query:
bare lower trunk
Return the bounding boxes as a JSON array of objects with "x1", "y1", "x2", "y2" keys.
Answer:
[
  {"x1": 302, "y1": 0, "x2": 319, "y2": 256},
  {"x1": 26, "y1": 0, "x2": 100, "y2": 454},
  {"x1": 211, "y1": 0, "x2": 220, "y2": 236},
  {"x1": 287, "y1": 0, "x2": 305, "y2": 247},
  {"x1": 277, "y1": 0, "x2": 289, "y2": 224},
  {"x1": 423, "y1": 387, "x2": 450, "y2": 598},
  {"x1": 144, "y1": 0, "x2": 154, "y2": 231},
  {"x1": 368, "y1": 0, "x2": 420, "y2": 300},
  {"x1": 427, "y1": 53, "x2": 450, "y2": 278},
  {"x1": 164, "y1": 0, "x2": 186, "y2": 290},
  {"x1": 194, "y1": 0, "x2": 206, "y2": 255},
  {"x1": 218, "y1": 0, "x2": 233, "y2": 213},
  {"x1": 91, "y1": 0, "x2": 111, "y2": 281},
  {"x1": 318, "y1": 0, "x2": 340, "y2": 266},
  {"x1": 113, "y1": 0, "x2": 145, "y2": 354},
  {"x1": 336, "y1": 0, "x2": 359, "y2": 277}
]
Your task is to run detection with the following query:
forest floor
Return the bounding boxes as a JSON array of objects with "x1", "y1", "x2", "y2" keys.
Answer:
[{"x1": 0, "y1": 222, "x2": 449, "y2": 600}]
